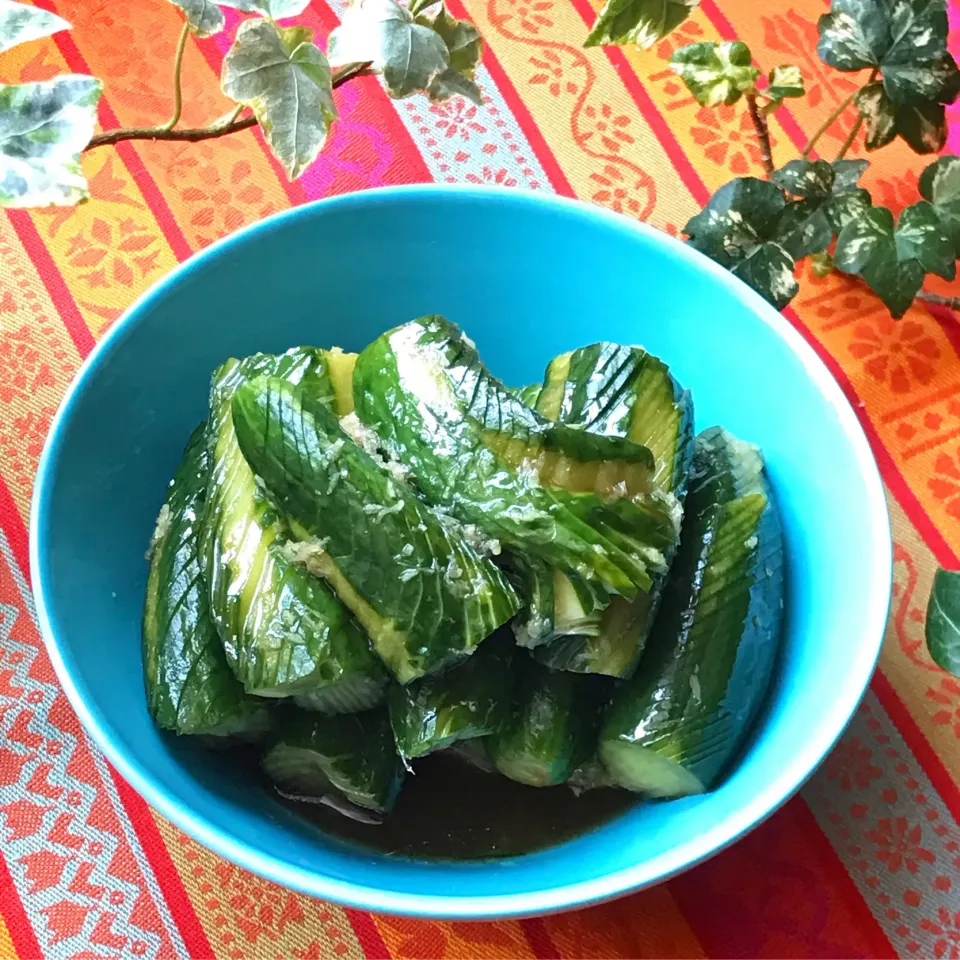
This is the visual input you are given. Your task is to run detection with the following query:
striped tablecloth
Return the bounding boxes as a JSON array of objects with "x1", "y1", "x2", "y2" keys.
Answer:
[{"x1": 1, "y1": 0, "x2": 960, "y2": 957}]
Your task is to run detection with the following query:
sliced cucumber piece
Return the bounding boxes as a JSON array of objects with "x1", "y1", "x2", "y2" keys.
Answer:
[
  {"x1": 533, "y1": 342, "x2": 694, "y2": 677},
  {"x1": 262, "y1": 708, "x2": 404, "y2": 813},
  {"x1": 231, "y1": 376, "x2": 520, "y2": 684},
  {"x1": 598, "y1": 427, "x2": 784, "y2": 797},
  {"x1": 201, "y1": 349, "x2": 388, "y2": 706},
  {"x1": 487, "y1": 656, "x2": 610, "y2": 787},
  {"x1": 353, "y1": 316, "x2": 681, "y2": 599},
  {"x1": 143, "y1": 424, "x2": 271, "y2": 738},
  {"x1": 389, "y1": 630, "x2": 515, "y2": 761}
]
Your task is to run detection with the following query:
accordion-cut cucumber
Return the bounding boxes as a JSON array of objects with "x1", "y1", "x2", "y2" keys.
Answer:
[
  {"x1": 201, "y1": 349, "x2": 388, "y2": 707},
  {"x1": 599, "y1": 427, "x2": 784, "y2": 797},
  {"x1": 353, "y1": 316, "x2": 682, "y2": 598},
  {"x1": 533, "y1": 342, "x2": 695, "y2": 677},
  {"x1": 143, "y1": 425, "x2": 270, "y2": 738},
  {"x1": 231, "y1": 376, "x2": 520, "y2": 684},
  {"x1": 508, "y1": 553, "x2": 609, "y2": 648},
  {"x1": 487, "y1": 657, "x2": 610, "y2": 787},
  {"x1": 389, "y1": 630, "x2": 515, "y2": 761},
  {"x1": 262, "y1": 708, "x2": 404, "y2": 813}
]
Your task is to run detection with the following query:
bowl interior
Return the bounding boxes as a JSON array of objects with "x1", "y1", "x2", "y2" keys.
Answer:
[{"x1": 32, "y1": 187, "x2": 890, "y2": 917}]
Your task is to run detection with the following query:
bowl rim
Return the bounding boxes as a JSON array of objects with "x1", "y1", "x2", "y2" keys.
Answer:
[{"x1": 30, "y1": 183, "x2": 892, "y2": 920}]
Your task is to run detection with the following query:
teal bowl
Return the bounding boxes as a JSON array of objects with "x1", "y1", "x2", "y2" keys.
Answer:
[{"x1": 30, "y1": 186, "x2": 891, "y2": 918}]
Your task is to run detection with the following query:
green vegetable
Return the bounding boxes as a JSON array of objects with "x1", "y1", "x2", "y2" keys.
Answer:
[
  {"x1": 353, "y1": 316, "x2": 680, "y2": 599},
  {"x1": 925, "y1": 568, "x2": 960, "y2": 675},
  {"x1": 507, "y1": 553, "x2": 609, "y2": 648},
  {"x1": 143, "y1": 425, "x2": 271, "y2": 738},
  {"x1": 532, "y1": 342, "x2": 693, "y2": 677},
  {"x1": 389, "y1": 630, "x2": 515, "y2": 760},
  {"x1": 567, "y1": 756, "x2": 616, "y2": 795},
  {"x1": 487, "y1": 657, "x2": 610, "y2": 787},
  {"x1": 231, "y1": 376, "x2": 520, "y2": 684},
  {"x1": 201, "y1": 348, "x2": 388, "y2": 710},
  {"x1": 262, "y1": 708, "x2": 404, "y2": 813},
  {"x1": 599, "y1": 427, "x2": 784, "y2": 797}
]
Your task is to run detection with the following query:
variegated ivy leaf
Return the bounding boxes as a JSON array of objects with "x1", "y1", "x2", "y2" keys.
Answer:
[
  {"x1": 585, "y1": 0, "x2": 700, "y2": 50},
  {"x1": 222, "y1": 20, "x2": 336, "y2": 179},
  {"x1": 219, "y1": 0, "x2": 311, "y2": 17},
  {"x1": 669, "y1": 41, "x2": 760, "y2": 108},
  {"x1": 895, "y1": 201, "x2": 955, "y2": 280},
  {"x1": 919, "y1": 155, "x2": 960, "y2": 253},
  {"x1": 766, "y1": 64, "x2": 804, "y2": 101},
  {"x1": 416, "y1": 5, "x2": 483, "y2": 105},
  {"x1": 684, "y1": 177, "x2": 798, "y2": 309},
  {"x1": 0, "y1": 75, "x2": 102, "y2": 208},
  {"x1": 771, "y1": 158, "x2": 871, "y2": 260},
  {"x1": 0, "y1": 0, "x2": 69, "y2": 54},
  {"x1": 166, "y1": 0, "x2": 224, "y2": 37},
  {"x1": 833, "y1": 205, "x2": 939, "y2": 317},
  {"x1": 328, "y1": 0, "x2": 448, "y2": 99},
  {"x1": 818, "y1": 0, "x2": 959, "y2": 153},
  {"x1": 855, "y1": 79, "x2": 948, "y2": 154}
]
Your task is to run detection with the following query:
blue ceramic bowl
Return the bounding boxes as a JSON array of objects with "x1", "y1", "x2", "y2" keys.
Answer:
[{"x1": 31, "y1": 186, "x2": 891, "y2": 918}]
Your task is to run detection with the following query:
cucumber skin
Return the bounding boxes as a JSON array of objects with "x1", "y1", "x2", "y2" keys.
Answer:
[
  {"x1": 143, "y1": 424, "x2": 270, "y2": 737},
  {"x1": 533, "y1": 342, "x2": 694, "y2": 677},
  {"x1": 231, "y1": 377, "x2": 520, "y2": 684},
  {"x1": 599, "y1": 427, "x2": 784, "y2": 794},
  {"x1": 262, "y1": 708, "x2": 404, "y2": 813},
  {"x1": 389, "y1": 631, "x2": 515, "y2": 760},
  {"x1": 201, "y1": 349, "x2": 387, "y2": 701},
  {"x1": 353, "y1": 316, "x2": 680, "y2": 600},
  {"x1": 487, "y1": 656, "x2": 610, "y2": 787}
]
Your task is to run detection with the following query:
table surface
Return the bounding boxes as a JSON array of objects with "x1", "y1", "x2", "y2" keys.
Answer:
[{"x1": 1, "y1": 1, "x2": 959, "y2": 957}]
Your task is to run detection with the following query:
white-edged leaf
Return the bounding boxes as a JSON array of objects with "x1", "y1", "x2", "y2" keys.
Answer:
[
  {"x1": 0, "y1": 0, "x2": 69, "y2": 54},
  {"x1": 166, "y1": 0, "x2": 224, "y2": 38},
  {"x1": 669, "y1": 41, "x2": 760, "y2": 107},
  {"x1": 328, "y1": 0, "x2": 448, "y2": 99},
  {"x1": 222, "y1": 20, "x2": 336, "y2": 178},
  {"x1": 219, "y1": 0, "x2": 311, "y2": 17},
  {"x1": 766, "y1": 64, "x2": 803, "y2": 100},
  {"x1": 585, "y1": 0, "x2": 700, "y2": 49},
  {"x1": 0, "y1": 75, "x2": 101, "y2": 208},
  {"x1": 417, "y1": 5, "x2": 483, "y2": 104}
]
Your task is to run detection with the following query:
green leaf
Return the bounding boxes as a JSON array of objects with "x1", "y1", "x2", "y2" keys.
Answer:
[
  {"x1": 819, "y1": 0, "x2": 957, "y2": 152},
  {"x1": 773, "y1": 158, "x2": 834, "y2": 199},
  {"x1": 770, "y1": 159, "x2": 871, "y2": 259},
  {"x1": 416, "y1": 5, "x2": 483, "y2": 105},
  {"x1": 766, "y1": 64, "x2": 804, "y2": 100},
  {"x1": 219, "y1": 0, "x2": 311, "y2": 17},
  {"x1": 328, "y1": 0, "x2": 449, "y2": 99},
  {"x1": 669, "y1": 41, "x2": 760, "y2": 108},
  {"x1": 926, "y1": 568, "x2": 960, "y2": 676},
  {"x1": 0, "y1": 76, "x2": 102, "y2": 208},
  {"x1": 775, "y1": 200, "x2": 833, "y2": 260},
  {"x1": 585, "y1": 0, "x2": 700, "y2": 49},
  {"x1": 730, "y1": 242, "x2": 799, "y2": 311},
  {"x1": 831, "y1": 158, "x2": 869, "y2": 192},
  {"x1": 0, "y1": 0, "x2": 69, "y2": 54},
  {"x1": 166, "y1": 0, "x2": 223, "y2": 37},
  {"x1": 855, "y1": 81, "x2": 898, "y2": 149},
  {"x1": 817, "y1": 0, "x2": 889, "y2": 71},
  {"x1": 684, "y1": 177, "x2": 798, "y2": 308},
  {"x1": 919, "y1": 155, "x2": 960, "y2": 252},
  {"x1": 895, "y1": 200, "x2": 956, "y2": 280},
  {"x1": 810, "y1": 250, "x2": 835, "y2": 277},
  {"x1": 834, "y1": 205, "x2": 934, "y2": 316},
  {"x1": 222, "y1": 20, "x2": 336, "y2": 179}
]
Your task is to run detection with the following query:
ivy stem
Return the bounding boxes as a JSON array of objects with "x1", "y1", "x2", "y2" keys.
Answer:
[
  {"x1": 161, "y1": 21, "x2": 191, "y2": 133},
  {"x1": 84, "y1": 61, "x2": 372, "y2": 152},
  {"x1": 918, "y1": 291, "x2": 960, "y2": 310},
  {"x1": 834, "y1": 112, "x2": 863, "y2": 161},
  {"x1": 802, "y1": 90, "x2": 857, "y2": 158},
  {"x1": 745, "y1": 92, "x2": 774, "y2": 178}
]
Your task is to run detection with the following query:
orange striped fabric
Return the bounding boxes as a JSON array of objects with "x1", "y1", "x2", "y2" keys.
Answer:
[{"x1": 0, "y1": 0, "x2": 958, "y2": 957}]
